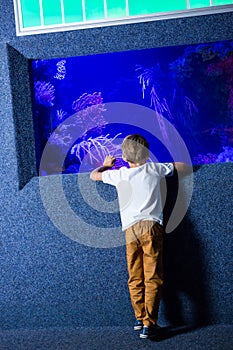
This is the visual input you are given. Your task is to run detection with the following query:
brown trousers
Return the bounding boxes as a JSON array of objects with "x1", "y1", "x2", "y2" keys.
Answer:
[{"x1": 125, "y1": 220, "x2": 164, "y2": 327}]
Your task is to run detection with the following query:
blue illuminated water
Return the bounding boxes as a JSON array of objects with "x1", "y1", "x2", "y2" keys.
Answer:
[{"x1": 30, "y1": 40, "x2": 233, "y2": 175}]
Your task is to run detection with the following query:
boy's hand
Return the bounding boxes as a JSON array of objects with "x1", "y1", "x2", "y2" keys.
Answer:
[
  {"x1": 103, "y1": 155, "x2": 116, "y2": 168},
  {"x1": 90, "y1": 156, "x2": 116, "y2": 181}
]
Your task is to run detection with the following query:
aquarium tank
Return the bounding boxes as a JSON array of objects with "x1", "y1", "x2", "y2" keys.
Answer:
[{"x1": 30, "y1": 39, "x2": 233, "y2": 175}]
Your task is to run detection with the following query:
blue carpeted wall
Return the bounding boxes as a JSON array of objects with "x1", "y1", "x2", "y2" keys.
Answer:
[{"x1": 0, "y1": 0, "x2": 232, "y2": 330}]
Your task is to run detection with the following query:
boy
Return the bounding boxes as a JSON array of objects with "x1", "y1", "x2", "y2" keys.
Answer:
[{"x1": 90, "y1": 134, "x2": 190, "y2": 339}]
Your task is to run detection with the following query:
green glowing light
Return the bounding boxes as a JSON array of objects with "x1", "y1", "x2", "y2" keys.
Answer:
[
  {"x1": 43, "y1": 0, "x2": 62, "y2": 25},
  {"x1": 85, "y1": 0, "x2": 105, "y2": 21},
  {"x1": 16, "y1": 0, "x2": 233, "y2": 32},
  {"x1": 21, "y1": 0, "x2": 41, "y2": 28},
  {"x1": 64, "y1": 0, "x2": 83, "y2": 23},
  {"x1": 107, "y1": 0, "x2": 126, "y2": 18},
  {"x1": 190, "y1": 0, "x2": 211, "y2": 8}
]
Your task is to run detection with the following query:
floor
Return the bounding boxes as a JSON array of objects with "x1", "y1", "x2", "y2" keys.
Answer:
[{"x1": 0, "y1": 325, "x2": 232, "y2": 350}]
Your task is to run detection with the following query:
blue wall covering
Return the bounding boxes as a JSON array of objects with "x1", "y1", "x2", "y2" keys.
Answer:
[{"x1": 0, "y1": 0, "x2": 233, "y2": 330}]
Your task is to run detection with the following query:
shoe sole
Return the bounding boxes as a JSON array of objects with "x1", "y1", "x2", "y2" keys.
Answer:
[
  {"x1": 140, "y1": 334, "x2": 148, "y2": 339},
  {"x1": 134, "y1": 326, "x2": 143, "y2": 331},
  {"x1": 140, "y1": 331, "x2": 160, "y2": 339}
]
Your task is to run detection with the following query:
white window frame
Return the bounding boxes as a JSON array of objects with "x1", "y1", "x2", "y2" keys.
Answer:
[{"x1": 13, "y1": 0, "x2": 233, "y2": 37}]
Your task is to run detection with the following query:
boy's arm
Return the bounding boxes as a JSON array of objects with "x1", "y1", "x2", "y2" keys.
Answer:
[
  {"x1": 173, "y1": 162, "x2": 193, "y2": 175},
  {"x1": 90, "y1": 156, "x2": 116, "y2": 181}
]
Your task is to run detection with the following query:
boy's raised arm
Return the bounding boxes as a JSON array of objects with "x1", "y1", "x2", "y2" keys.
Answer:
[
  {"x1": 173, "y1": 162, "x2": 193, "y2": 175},
  {"x1": 90, "y1": 155, "x2": 116, "y2": 181}
]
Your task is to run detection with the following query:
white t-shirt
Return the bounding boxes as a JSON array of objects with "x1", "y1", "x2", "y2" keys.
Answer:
[{"x1": 102, "y1": 162, "x2": 174, "y2": 231}]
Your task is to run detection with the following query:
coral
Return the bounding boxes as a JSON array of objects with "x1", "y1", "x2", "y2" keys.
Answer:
[
  {"x1": 216, "y1": 146, "x2": 233, "y2": 163},
  {"x1": 184, "y1": 96, "x2": 198, "y2": 116},
  {"x1": 48, "y1": 124, "x2": 73, "y2": 148},
  {"x1": 193, "y1": 153, "x2": 218, "y2": 165},
  {"x1": 46, "y1": 91, "x2": 107, "y2": 159},
  {"x1": 136, "y1": 65, "x2": 198, "y2": 123},
  {"x1": 56, "y1": 109, "x2": 67, "y2": 121},
  {"x1": 72, "y1": 92, "x2": 106, "y2": 135},
  {"x1": 54, "y1": 60, "x2": 67, "y2": 80},
  {"x1": 136, "y1": 64, "x2": 198, "y2": 154},
  {"x1": 70, "y1": 133, "x2": 122, "y2": 167},
  {"x1": 34, "y1": 81, "x2": 55, "y2": 107},
  {"x1": 136, "y1": 65, "x2": 173, "y2": 149},
  {"x1": 193, "y1": 146, "x2": 233, "y2": 164},
  {"x1": 72, "y1": 92, "x2": 103, "y2": 111}
]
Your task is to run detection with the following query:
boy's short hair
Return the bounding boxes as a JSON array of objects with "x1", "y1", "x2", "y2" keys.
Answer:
[{"x1": 122, "y1": 134, "x2": 150, "y2": 164}]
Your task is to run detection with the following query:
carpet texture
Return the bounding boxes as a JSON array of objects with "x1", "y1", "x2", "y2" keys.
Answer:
[{"x1": 0, "y1": 325, "x2": 232, "y2": 350}]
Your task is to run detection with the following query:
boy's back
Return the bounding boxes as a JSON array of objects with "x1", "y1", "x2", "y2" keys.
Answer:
[{"x1": 102, "y1": 162, "x2": 174, "y2": 231}]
